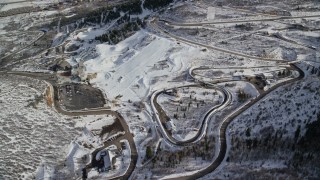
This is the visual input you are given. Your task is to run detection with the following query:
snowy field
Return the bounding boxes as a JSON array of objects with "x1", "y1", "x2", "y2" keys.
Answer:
[
  {"x1": 0, "y1": 0, "x2": 319, "y2": 179},
  {"x1": 202, "y1": 76, "x2": 320, "y2": 179},
  {"x1": 0, "y1": 31, "x2": 42, "y2": 57},
  {"x1": 157, "y1": 86, "x2": 223, "y2": 141},
  {"x1": 0, "y1": 0, "x2": 58, "y2": 12},
  {"x1": 81, "y1": 30, "x2": 209, "y2": 103},
  {"x1": 0, "y1": 74, "x2": 79, "y2": 179},
  {"x1": 0, "y1": 74, "x2": 118, "y2": 179},
  {"x1": 0, "y1": 2, "x2": 33, "y2": 12}
]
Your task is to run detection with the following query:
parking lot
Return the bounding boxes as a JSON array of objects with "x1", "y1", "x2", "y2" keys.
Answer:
[{"x1": 58, "y1": 83, "x2": 105, "y2": 110}]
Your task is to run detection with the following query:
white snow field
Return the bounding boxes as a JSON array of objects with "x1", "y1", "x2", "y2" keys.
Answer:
[
  {"x1": 201, "y1": 76, "x2": 320, "y2": 179},
  {"x1": 84, "y1": 30, "x2": 206, "y2": 102},
  {"x1": 0, "y1": 0, "x2": 58, "y2": 12},
  {"x1": 0, "y1": 74, "x2": 117, "y2": 179},
  {"x1": 0, "y1": 2, "x2": 33, "y2": 12},
  {"x1": 1, "y1": 0, "x2": 319, "y2": 178}
]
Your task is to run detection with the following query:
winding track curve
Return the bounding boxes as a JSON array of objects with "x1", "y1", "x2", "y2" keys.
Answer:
[
  {"x1": 1, "y1": 10, "x2": 314, "y2": 180},
  {"x1": 151, "y1": 84, "x2": 232, "y2": 146},
  {"x1": 148, "y1": 17, "x2": 306, "y2": 180},
  {"x1": 3, "y1": 71, "x2": 137, "y2": 180}
]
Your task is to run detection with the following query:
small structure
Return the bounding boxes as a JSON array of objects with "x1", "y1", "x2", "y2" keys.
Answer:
[
  {"x1": 102, "y1": 151, "x2": 111, "y2": 171},
  {"x1": 50, "y1": 60, "x2": 72, "y2": 76},
  {"x1": 96, "y1": 150, "x2": 112, "y2": 172},
  {"x1": 261, "y1": 72, "x2": 274, "y2": 79},
  {"x1": 207, "y1": 7, "x2": 216, "y2": 20},
  {"x1": 216, "y1": 0, "x2": 223, "y2": 6},
  {"x1": 165, "y1": 120, "x2": 176, "y2": 131},
  {"x1": 233, "y1": 71, "x2": 244, "y2": 80}
]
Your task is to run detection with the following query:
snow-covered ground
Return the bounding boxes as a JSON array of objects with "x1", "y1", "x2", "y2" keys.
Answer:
[
  {"x1": 201, "y1": 76, "x2": 320, "y2": 179},
  {"x1": 0, "y1": 2, "x2": 33, "y2": 12},
  {"x1": 87, "y1": 140, "x2": 131, "y2": 179},
  {"x1": 1, "y1": 0, "x2": 320, "y2": 179},
  {"x1": 157, "y1": 86, "x2": 223, "y2": 141},
  {"x1": 82, "y1": 30, "x2": 208, "y2": 103},
  {"x1": 0, "y1": 74, "x2": 119, "y2": 179},
  {"x1": 0, "y1": 0, "x2": 59, "y2": 12}
]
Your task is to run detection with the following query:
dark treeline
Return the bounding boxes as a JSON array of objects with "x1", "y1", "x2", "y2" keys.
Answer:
[
  {"x1": 49, "y1": 0, "x2": 173, "y2": 45},
  {"x1": 95, "y1": 17, "x2": 145, "y2": 44},
  {"x1": 78, "y1": 0, "x2": 142, "y2": 25},
  {"x1": 52, "y1": 0, "x2": 142, "y2": 29},
  {"x1": 143, "y1": 0, "x2": 174, "y2": 10}
]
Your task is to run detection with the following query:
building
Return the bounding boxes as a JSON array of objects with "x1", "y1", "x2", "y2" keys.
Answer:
[
  {"x1": 102, "y1": 151, "x2": 111, "y2": 171},
  {"x1": 96, "y1": 150, "x2": 112, "y2": 172},
  {"x1": 261, "y1": 72, "x2": 274, "y2": 79}
]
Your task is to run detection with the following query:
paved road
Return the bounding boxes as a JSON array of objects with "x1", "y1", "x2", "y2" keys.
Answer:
[
  {"x1": 0, "y1": 31, "x2": 45, "y2": 62},
  {"x1": 152, "y1": 18, "x2": 319, "y2": 65},
  {"x1": 150, "y1": 18, "x2": 284, "y2": 62},
  {"x1": 162, "y1": 15, "x2": 320, "y2": 26},
  {"x1": 3, "y1": 11, "x2": 313, "y2": 180},
  {"x1": 151, "y1": 84, "x2": 231, "y2": 146},
  {"x1": 258, "y1": 33, "x2": 317, "y2": 51},
  {"x1": 150, "y1": 64, "x2": 303, "y2": 180},
  {"x1": 1, "y1": 15, "x2": 123, "y2": 70},
  {"x1": 166, "y1": 64, "x2": 304, "y2": 180},
  {"x1": 149, "y1": 17, "x2": 306, "y2": 179},
  {"x1": 220, "y1": 6, "x2": 280, "y2": 17},
  {"x1": 51, "y1": 79, "x2": 138, "y2": 180},
  {"x1": 1, "y1": 34, "x2": 71, "y2": 69},
  {"x1": 4, "y1": 71, "x2": 137, "y2": 180}
]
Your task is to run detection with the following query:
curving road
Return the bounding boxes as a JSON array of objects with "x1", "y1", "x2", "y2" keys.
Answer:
[
  {"x1": 162, "y1": 63, "x2": 304, "y2": 180},
  {"x1": 148, "y1": 17, "x2": 306, "y2": 180},
  {"x1": 150, "y1": 18, "x2": 284, "y2": 62},
  {"x1": 2, "y1": 9, "x2": 313, "y2": 180},
  {"x1": 151, "y1": 17, "x2": 320, "y2": 65},
  {"x1": 151, "y1": 84, "x2": 232, "y2": 146},
  {"x1": 4, "y1": 71, "x2": 137, "y2": 180}
]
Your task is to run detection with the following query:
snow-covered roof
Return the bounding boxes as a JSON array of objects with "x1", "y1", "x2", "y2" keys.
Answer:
[
  {"x1": 262, "y1": 72, "x2": 274, "y2": 78},
  {"x1": 103, "y1": 152, "x2": 111, "y2": 169}
]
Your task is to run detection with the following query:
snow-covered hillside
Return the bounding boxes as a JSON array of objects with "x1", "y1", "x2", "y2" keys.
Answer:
[
  {"x1": 202, "y1": 76, "x2": 320, "y2": 179},
  {"x1": 82, "y1": 30, "x2": 207, "y2": 102},
  {"x1": 0, "y1": 74, "x2": 118, "y2": 179}
]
